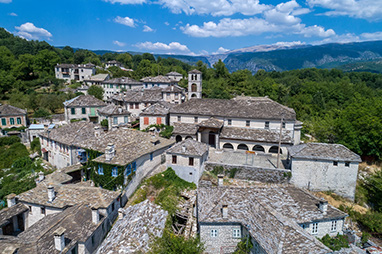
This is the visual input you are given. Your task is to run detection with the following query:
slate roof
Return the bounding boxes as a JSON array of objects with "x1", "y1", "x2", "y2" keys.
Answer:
[
  {"x1": 166, "y1": 71, "x2": 183, "y2": 76},
  {"x1": 140, "y1": 101, "x2": 172, "y2": 116},
  {"x1": 39, "y1": 121, "x2": 97, "y2": 146},
  {"x1": 63, "y1": 95, "x2": 106, "y2": 107},
  {"x1": 106, "y1": 60, "x2": 121, "y2": 64},
  {"x1": 96, "y1": 200, "x2": 168, "y2": 254},
  {"x1": 17, "y1": 182, "x2": 119, "y2": 209},
  {"x1": 170, "y1": 97, "x2": 296, "y2": 120},
  {"x1": 97, "y1": 104, "x2": 130, "y2": 116},
  {"x1": 102, "y1": 76, "x2": 142, "y2": 85},
  {"x1": 84, "y1": 73, "x2": 109, "y2": 81},
  {"x1": 56, "y1": 63, "x2": 95, "y2": 69},
  {"x1": 166, "y1": 139, "x2": 209, "y2": 157},
  {"x1": 140, "y1": 75, "x2": 176, "y2": 83},
  {"x1": 118, "y1": 88, "x2": 163, "y2": 103},
  {"x1": 161, "y1": 84, "x2": 184, "y2": 93},
  {"x1": 198, "y1": 182, "x2": 345, "y2": 254},
  {"x1": 28, "y1": 124, "x2": 44, "y2": 130},
  {"x1": 288, "y1": 143, "x2": 362, "y2": 162},
  {"x1": 0, "y1": 205, "x2": 104, "y2": 254},
  {"x1": 189, "y1": 69, "x2": 202, "y2": 74},
  {"x1": 220, "y1": 127, "x2": 293, "y2": 144},
  {"x1": 0, "y1": 203, "x2": 29, "y2": 227},
  {"x1": 0, "y1": 104, "x2": 26, "y2": 116},
  {"x1": 43, "y1": 171, "x2": 73, "y2": 184},
  {"x1": 172, "y1": 122, "x2": 198, "y2": 135},
  {"x1": 198, "y1": 117, "x2": 224, "y2": 129}
]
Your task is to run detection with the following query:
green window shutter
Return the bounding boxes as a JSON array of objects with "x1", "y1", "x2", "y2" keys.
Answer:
[
  {"x1": 10, "y1": 118, "x2": 14, "y2": 125},
  {"x1": 82, "y1": 108, "x2": 86, "y2": 114},
  {"x1": 17, "y1": 117, "x2": 21, "y2": 124},
  {"x1": 71, "y1": 108, "x2": 75, "y2": 114},
  {"x1": 1, "y1": 118, "x2": 6, "y2": 126}
]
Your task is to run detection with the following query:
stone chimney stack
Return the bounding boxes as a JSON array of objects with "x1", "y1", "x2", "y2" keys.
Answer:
[
  {"x1": 319, "y1": 200, "x2": 328, "y2": 215},
  {"x1": 222, "y1": 205, "x2": 228, "y2": 219},
  {"x1": 38, "y1": 171, "x2": 44, "y2": 182},
  {"x1": 54, "y1": 227, "x2": 66, "y2": 251},
  {"x1": 218, "y1": 174, "x2": 224, "y2": 186},
  {"x1": 48, "y1": 185, "x2": 55, "y2": 202},
  {"x1": 91, "y1": 207, "x2": 99, "y2": 224},
  {"x1": 6, "y1": 193, "x2": 17, "y2": 208},
  {"x1": 94, "y1": 126, "x2": 102, "y2": 137},
  {"x1": 182, "y1": 145, "x2": 186, "y2": 153},
  {"x1": 118, "y1": 208, "x2": 125, "y2": 220},
  {"x1": 105, "y1": 143, "x2": 115, "y2": 161}
]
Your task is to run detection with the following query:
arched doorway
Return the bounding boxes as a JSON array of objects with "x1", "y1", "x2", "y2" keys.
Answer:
[
  {"x1": 191, "y1": 93, "x2": 197, "y2": 98},
  {"x1": 237, "y1": 144, "x2": 249, "y2": 151},
  {"x1": 252, "y1": 145, "x2": 265, "y2": 152},
  {"x1": 269, "y1": 146, "x2": 282, "y2": 154},
  {"x1": 176, "y1": 135, "x2": 182, "y2": 143},
  {"x1": 191, "y1": 83, "x2": 197, "y2": 92},
  {"x1": 223, "y1": 143, "x2": 234, "y2": 149}
]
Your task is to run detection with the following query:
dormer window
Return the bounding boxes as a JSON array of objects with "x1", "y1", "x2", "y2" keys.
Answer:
[{"x1": 265, "y1": 121, "x2": 270, "y2": 129}]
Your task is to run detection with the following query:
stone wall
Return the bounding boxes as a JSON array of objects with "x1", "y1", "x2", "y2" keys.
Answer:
[
  {"x1": 200, "y1": 223, "x2": 243, "y2": 254},
  {"x1": 204, "y1": 162, "x2": 291, "y2": 184}
]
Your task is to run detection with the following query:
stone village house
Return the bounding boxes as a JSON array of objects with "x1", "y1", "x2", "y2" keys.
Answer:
[
  {"x1": 55, "y1": 63, "x2": 95, "y2": 83},
  {"x1": 97, "y1": 104, "x2": 131, "y2": 130},
  {"x1": 63, "y1": 95, "x2": 106, "y2": 123},
  {"x1": 0, "y1": 104, "x2": 27, "y2": 129}
]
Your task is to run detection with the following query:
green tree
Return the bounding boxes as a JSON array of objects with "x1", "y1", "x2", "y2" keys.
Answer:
[{"x1": 88, "y1": 85, "x2": 104, "y2": 100}]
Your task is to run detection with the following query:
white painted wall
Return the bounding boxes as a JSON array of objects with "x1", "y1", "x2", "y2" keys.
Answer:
[{"x1": 302, "y1": 219, "x2": 345, "y2": 238}]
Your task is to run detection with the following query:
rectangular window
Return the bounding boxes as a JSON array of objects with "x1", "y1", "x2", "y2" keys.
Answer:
[
  {"x1": 211, "y1": 229, "x2": 218, "y2": 237},
  {"x1": 17, "y1": 117, "x2": 22, "y2": 124},
  {"x1": 82, "y1": 108, "x2": 86, "y2": 114},
  {"x1": 144, "y1": 117, "x2": 149, "y2": 125},
  {"x1": 110, "y1": 84, "x2": 113, "y2": 88},
  {"x1": 112, "y1": 167, "x2": 118, "y2": 177},
  {"x1": 177, "y1": 116, "x2": 181, "y2": 122},
  {"x1": 10, "y1": 118, "x2": 14, "y2": 125},
  {"x1": 150, "y1": 153, "x2": 153, "y2": 161},
  {"x1": 189, "y1": 157, "x2": 194, "y2": 166},
  {"x1": 265, "y1": 121, "x2": 270, "y2": 129},
  {"x1": 125, "y1": 164, "x2": 132, "y2": 176},
  {"x1": 156, "y1": 117, "x2": 162, "y2": 125},
  {"x1": 345, "y1": 162, "x2": 350, "y2": 167},
  {"x1": 312, "y1": 223, "x2": 318, "y2": 234},
  {"x1": 29, "y1": 206, "x2": 32, "y2": 214},
  {"x1": 246, "y1": 120, "x2": 250, "y2": 127},
  {"x1": 92, "y1": 235, "x2": 95, "y2": 245},
  {"x1": 331, "y1": 221, "x2": 337, "y2": 231},
  {"x1": 282, "y1": 122, "x2": 286, "y2": 128},
  {"x1": 132, "y1": 161, "x2": 137, "y2": 172},
  {"x1": 98, "y1": 165, "x2": 104, "y2": 175},
  {"x1": 135, "y1": 103, "x2": 139, "y2": 109},
  {"x1": 1, "y1": 118, "x2": 6, "y2": 126},
  {"x1": 172, "y1": 155, "x2": 177, "y2": 164},
  {"x1": 129, "y1": 103, "x2": 134, "y2": 109},
  {"x1": 71, "y1": 108, "x2": 75, "y2": 115},
  {"x1": 233, "y1": 229, "x2": 241, "y2": 238},
  {"x1": 228, "y1": 119, "x2": 232, "y2": 126},
  {"x1": 124, "y1": 116, "x2": 129, "y2": 123},
  {"x1": 113, "y1": 117, "x2": 118, "y2": 125},
  {"x1": 194, "y1": 117, "x2": 198, "y2": 123},
  {"x1": 41, "y1": 206, "x2": 46, "y2": 215},
  {"x1": 333, "y1": 161, "x2": 338, "y2": 166}
]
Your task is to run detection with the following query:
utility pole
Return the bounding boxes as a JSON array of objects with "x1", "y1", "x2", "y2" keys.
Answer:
[{"x1": 277, "y1": 114, "x2": 284, "y2": 169}]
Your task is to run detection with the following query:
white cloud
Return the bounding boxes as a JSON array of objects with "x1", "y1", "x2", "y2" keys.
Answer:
[
  {"x1": 143, "y1": 25, "x2": 154, "y2": 32},
  {"x1": 103, "y1": 0, "x2": 146, "y2": 4},
  {"x1": 213, "y1": 47, "x2": 230, "y2": 54},
  {"x1": 274, "y1": 41, "x2": 306, "y2": 47},
  {"x1": 361, "y1": 31, "x2": 382, "y2": 41},
  {"x1": 15, "y1": 22, "x2": 52, "y2": 40},
  {"x1": 311, "y1": 33, "x2": 360, "y2": 45},
  {"x1": 164, "y1": 21, "x2": 170, "y2": 26},
  {"x1": 8, "y1": 12, "x2": 17, "y2": 16},
  {"x1": 307, "y1": 0, "x2": 382, "y2": 21},
  {"x1": 0, "y1": 0, "x2": 12, "y2": 3},
  {"x1": 113, "y1": 40, "x2": 126, "y2": 47},
  {"x1": 134, "y1": 41, "x2": 192, "y2": 54},
  {"x1": 114, "y1": 16, "x2": 136, "y2": 27}
]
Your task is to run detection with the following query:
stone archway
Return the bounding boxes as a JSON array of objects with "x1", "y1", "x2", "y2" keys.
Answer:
[
  {"x1": 252, "y1": 145, "x2": 265, "y2": 152},
  {"x1": 185, "y1": 136, "x2": 193, "y2": 140},
  {"x1": 223, "y1": 143, "x2": 234, "y2": 149},
  {"x1": 191, "y1": 83, "x2": 197, "y2": 92},
  {"x1": 191, "y1": 93, "x2": 197, "y2": 98},
  {"x1": 237, "y1": 144, "x2": 249, "y2": 151},
  {"x1": 269, "y1": 146, "x2": 282, "y2": 154},
  {"x1": 176, "y1": 135, "x2": 182, "y2": 143}
]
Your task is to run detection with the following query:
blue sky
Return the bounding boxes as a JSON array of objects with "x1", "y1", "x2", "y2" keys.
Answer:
[{"x1": 0, "y1": 0, "x2": 381, "y2": 55}]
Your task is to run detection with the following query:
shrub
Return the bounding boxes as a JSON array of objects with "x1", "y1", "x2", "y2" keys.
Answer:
[
  {"x1": 30, "y1": 138, "x2": 41, "y2": 153},
  {"x1": 149, "y1": 230, "x2": 204, "y2": 254},
  {"x1": 233, "y1": 236, "x2": 253, "y2": 254},
  {"x1": 319, "y1": 234, "x2": 349, "y2": 251},
  {"x1": 100, "y1": 119, "x2": 109, "y2": 128}
]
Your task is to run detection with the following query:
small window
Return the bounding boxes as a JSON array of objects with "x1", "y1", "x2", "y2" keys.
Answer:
[
  {"x1": 82, "y1": 108, "x2": 86, "y2": 114},
  {"x1": 132, "y1": 161, "x2": 137, "y2": 172},
  {"x1": 265, "y1": 121, "x2": 269, "y2": 129},
  {"x1": 312, "y1": 223, "x2": 318, "y2": 234},
  {"x1": 135, "y1": 103, "x2": 139, "y2": 109},
  {"x1": 92, "y1": 235, "x2": 95, "y2": 245},
  {"x1": 282, "y1": 122, "x2": 286, "y2": 128},
  {"x1": 331, "y1": 220, "x2": 337, "y2": 231},
  {"x1": 233, "y1": 228, "x2": 241, "y2": 238},
  {"x1": 124, "y1": 116, "x2": 129, "y2": 123},
  {"x1": 189, "y1": 157, "x2": 194, "y2": 166},
  {"x1": 10, "y1": 118, "x2": 14, "y2": 125},
  {"x1": 129, "y1": 103, "x2": 134, "y2": 109},
  {"x1": 246, "y1": 120, "x2": 250, "y2": 127},
  {"x1": 189, "y1": 172, "x2": 193, "y2": 175},
  {"x1": 110, "y1": 84, "x2": 113, "y2": 88},
  {"x1": 98, "y1": 165, "x2": 104, "y2": 175},
  {"x1": 17, "y1": 117, "x2": 22, "y2": 124},
  {"x1": 333, "y1": 161, "x2": 338, "y2": 166},
  {"x1": 113, "y1": 117, "x2": 118, "y2": 125},
  {"x1": 112, "y1": 167, "x2": 118, "y2": 177},
  {"x1": 1, "y1": 118, "x2": 6, "y2": 126},
  {"x1": 228, "y1": 119, "x2": 232, "y2": 126},
  {"x1": 150, "y1": 153, "x2": 153, "y2": 161},
  {"x1": 125, "y1": 164, "x2": 132, "y2": 176},
  {"x1": 111, "y1": 203, "x2": 115, "y2": 211},
  {"x1": 41, "y1": 206, "x2": 46, "y2": 215},
  {"x1": 177, "y1": 116, "x2": 181, "y2": 122},
  {"x1": 211, "y1": 229, "x2": 218, "y2": 237},
  {"x1": 144, "y1": 117, "x2": 149, "y2": 125},
  {"x1": 172, "y1": 155, "x2": 177, "y2": 164},
  {"x1": 71, "y1": 108, "x2": 75, "y2": 115},
  {"x1": 194, "y1": 117, "x2": 198, "y2": 123},
  {"x1": 345, "y1": 162, "x2": 350, "y2": 167},
  {"x1": 29, "y1": 206, "x2": 32, "y2": 214}
]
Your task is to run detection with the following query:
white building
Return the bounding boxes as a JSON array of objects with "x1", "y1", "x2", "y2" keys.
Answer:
[
  {"x1": 101, "y1": 77, "x2": 143, "y2": 100},
  {"x1": 288, "y1": 143, "x2": 362, "y2": 200},
  {"x1": 166, "y1": 139, "x2": 209, "y2": 186},
  {"x1": 166, "y1": 71, "x2": 183, "y2": 82},
  {"x1": 55, "y1": 63, "x2": 96, "y2": 83},
  {"x1": 97, "y1": 104, "x2": 131, "y2": 130},
  {"x1": 84, "y1": 73, "x2": 110, "y2": 86},
  {"x1": 139, "y1": 102, "x2": 172, "y2": 129},
  {"x1": 141, "y1": 75, "x2": 179, "y2": 89},
  {"x1": 188, "y1": 69, "x2": 202, "y2": 99},
  {"x1": 105, "y1": 60, "x2": 122, "y2": 69},
  {"x1": 63, "y1": 95, "x2": 106, "y2": 123}
]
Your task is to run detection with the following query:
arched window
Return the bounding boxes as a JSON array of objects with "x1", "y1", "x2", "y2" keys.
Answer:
[
  {"x1": 237, "y1": 144, "x2": 249, "y2": 150},
  {"x1": 185, "y1": 136, "x2": 193, "y2": 140},
  {"x1": 191, "y1": 94, "x2": 197, "y2": 98},
  {"x1": 191, "y1": 83, "x2": 197, "y2": 92},
  {"x1": 252, "y1": 145, "x2": 265, "y2": 152},
  {"x1": 223, "y1": 143, "x2": 234, "y2": 149},
  {"x1": 269, "y1": 146, "x2": 282, "y2": 154},
  {"x1": 176, "y1": 135, "x2": 182, "y2": 143}
]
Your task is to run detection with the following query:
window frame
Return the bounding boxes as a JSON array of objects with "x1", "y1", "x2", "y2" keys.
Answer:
[
  {"x1": 233, "y1": 228, "x2": 241, "y2": 238},
  {"x1": 265, "y1": 121, "x2": 270, "y2": 129},
  {"x1": 1, "y1": 118, "x2": 6, "y2": 126},
  {"x1": 10, "y1": 118, "x2": 14, "y2": 125},
  {"x1": 333, "y1": 161, "x2": 338, "y2": 166},
  {"x1": 17, "y1": 117, "x2": 22, "y2": 125},
  {"x1": 71, "y1": 108, "x2": 76, "y2": 115},
  {"x1": 312, "y1": 223, "x2": 318, "y2": 234},
  {"x1": 331, "y1": 220, "x2": 337, "y2": 231},
  {"x1": 210, "y1": 229, "x2": 218, "y2": 237},
  {"x1": 111, "y1": 167, "x2": 118, "y2": 177},
  {"x1": 81, "y1": 108, "x2": 86, "y2": 114},
  {"x1": 228, "y1": 119, "x2": 232, "y2": 126},
  {"x1": 246, "y1": 120, "x2": 250, "y2": 127},
  {"x1": 345, "y1": 162, "x2": 350, "y2": 167},
  {"x1": 172, "y1": 155, "x2": 177, "y2": 164},
  {"x1": 189, "y1": 157, "x2": 194, "y2": 166}
]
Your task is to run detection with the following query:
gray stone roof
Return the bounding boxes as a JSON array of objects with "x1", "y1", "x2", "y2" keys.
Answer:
[
  {"x1": 118, "y1": 87, "x2": 163, "y2": 103},
  {"x1": 0, "y1": 204, "x2": 104, "y2": 254},
  {"x1": 84, "y1": 73, "x2": 109, "y2": 81},
  {"x1": 161, "y1": 84, "x2": 184, "y2": 93},
  {"x1": 0, "y1": 104, "x2": 26, "y2": 116},
  {"x1": 288, "y1": 143, "x2": 362, "y2": 162},
  {"x1": 170, "y1": 97, "x2": 296, "y2": 120},
  {"x1": 140, "y1": 75, "x2": 176, "y2": 83},
  {"x1": 166, "y1": 71, "x2": 183, "y2": 76},
  {"x1": 43, "y1": 171, "x2": 73, "y2": 184},
  {"x1": 97, "y1": 104, "x2": 130, "y2": 116},
  {"x1": 166, "y1": 139, "x2": 209, "y2": 157},
  {"x1": 198, "y1": 117, "x2": 224, "y2": 129},
  {"x1": 57, "y1": 63, "x2": 95, "y2": 69},
  {"x1": 0, "y1": 203, "x2": 28, "y2": 227},
  {"x1": 140, "y1": 101, "x2": 172, "y2": 116},
  {"x1": 96, "y1": 200, "x2": 168, "y2": 254},
  {"x1": 102, "y1": 76, "x2": 142, "y2": 85},
  {"x1": 189, "y1": 69, "x2": 202, "y2": 74},
  {"x1": 106, "y1": 60, "x2": 121, "y2": 64},
  {"x1": 39, "y1": 121, "x2": 97, "y2": 146},
  {"x1": 172, "y1": 123, "x2": 198, "y2": 135},
  {"x1": 17, "y1": 182, "x2": 119, "y2": 209},
  {"x1": 220, "y1": 127, "x2": 293, "y2": 144},
  {"x1": 63, "y1": 95, "x2": 106, "y2": 107},
  {"x1": 198, "y1": 182, "x2": 345, "y2": 253}
]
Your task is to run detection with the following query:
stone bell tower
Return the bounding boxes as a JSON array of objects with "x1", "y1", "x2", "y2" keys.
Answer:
[{"x1": 188, "y1": 69, "x2": 202, "y2": 100}]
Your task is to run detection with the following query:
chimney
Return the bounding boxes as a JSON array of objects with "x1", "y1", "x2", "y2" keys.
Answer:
[
  {"x1": 182, "y1": 145, "x2": 186, "y2": 153},
  {"x1": 222, "y1": 205, "x2": 228, "y2": 219},
  {"x1": 54, "y1": 227, "x2": 66, "y2": 251},
  {"x1": 105, "y1": 143, "x2": 115, "y2": 161},
  {"x1": 6, "y1": 193, "x2": 17, "y2": 208},
  {"x1": 171, "y1": 85, "x2": 174, "y2": 91},
  {"x1": 48, "y1": 185, "x2": 55, "y2": 202},
  {"x1": 91, "y1": 207, "x2": 99, "y2": 224},
  {"x1": 118, "y1": 208, "x2": 125, "y2": 220},
  {"x1": 94, "y1": 126, "x2": 102, "y2": 137},
  {"x1": 319, "y1": 200, "x2": 328, "y2": 215},
  {"x1": 218, "y1": 174, "x2": 224, "y2": 186},
  {"x1": 38, "y1": 171, "x2": 44, "y2": 182}
]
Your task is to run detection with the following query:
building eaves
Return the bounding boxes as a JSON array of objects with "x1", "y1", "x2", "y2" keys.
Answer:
[
  {"x1": 0, "y1": 104, "x2": 27, "y2": 116},
  {"x1": 97, "y1": 104, "x2": 130, "y2": 116},
  {"x1": 220, "y1": 127, "x2": 293, "y2": 144},
  {"x1": 63, "y1": 95, "x2": 106, "y2": 107},
  {"x1": 172, "y1": 123, "x2": 198, "y2": 135},
  {"x1": 0, "y1": 203, "x2": 29, "y2": 227},
  {"x1": 188, "y1": 69, "x2": 202, "y2": 74},
  {"x1": 140, "y1": 102, "x2": 171, "y2": 116},
  {"x1": 166, "y1": 139, "x2": 208, "y2": 157}
]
